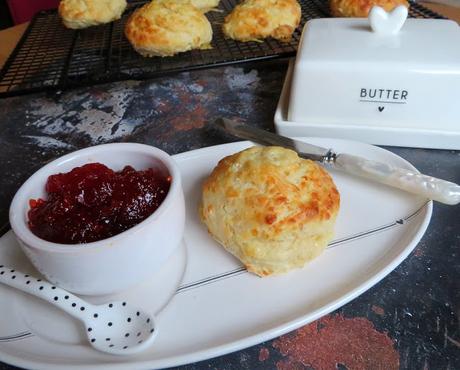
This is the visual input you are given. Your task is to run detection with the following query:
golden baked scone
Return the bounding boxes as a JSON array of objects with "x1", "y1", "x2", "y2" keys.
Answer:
[
  {"x1": 59, "y1": 0, "x2": 127, "y2": 29},
  {"x1": 222, "y1": 0, "x2": 301, "y2": 42},
  {"x1": 200, "y1": 146, "x2": 340, "y2": 277},
  {"x1": 124, "y1": 0, "x2": 213, "y2": 57},
  {"x1": 190, "y1": 0, "x2": 220, "y2": 12},
  {"x1": 330, "y1": 0, "x2": 409, "y2": 17}
]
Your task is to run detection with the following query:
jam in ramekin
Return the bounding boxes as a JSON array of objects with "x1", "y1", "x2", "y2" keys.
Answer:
[{"x1": 28, "y1": 163, "x2": 170, "y2": 244}]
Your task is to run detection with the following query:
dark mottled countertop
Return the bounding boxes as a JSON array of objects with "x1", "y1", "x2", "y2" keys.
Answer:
[{"x1": 0, "y1": 60, "x2": 459, "y2": 370}]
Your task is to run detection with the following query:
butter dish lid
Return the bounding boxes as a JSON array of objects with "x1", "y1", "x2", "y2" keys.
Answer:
[
  {"x1": 296, "y1": 13, "x2": 460, "y2": 67},
  {"x1": 282, "y1": 6, "x2": 460, "y2": 149}
]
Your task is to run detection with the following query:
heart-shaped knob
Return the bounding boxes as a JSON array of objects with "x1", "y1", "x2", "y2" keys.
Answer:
[{"x1": 369, "y1": 5, "x2": 408, "y2": 35}]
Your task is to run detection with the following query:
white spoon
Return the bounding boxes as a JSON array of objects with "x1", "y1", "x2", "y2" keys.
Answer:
[{"x1": 0, "y1": 264, "x2": 157, "y2": 355}]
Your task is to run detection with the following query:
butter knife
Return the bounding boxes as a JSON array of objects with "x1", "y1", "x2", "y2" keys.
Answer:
[{"x1": 216, "y1": 118, "x2": 460, "y2": 205}]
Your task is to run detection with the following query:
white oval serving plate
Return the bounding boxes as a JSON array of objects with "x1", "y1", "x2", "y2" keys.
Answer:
[{"x1": 0, "y1": 138, "x2": 432, "y2": 370}]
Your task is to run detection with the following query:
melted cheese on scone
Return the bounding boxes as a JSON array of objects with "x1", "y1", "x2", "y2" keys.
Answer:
[
  {"x1": 125, "y1": 0, "x2": 213, "y2": 57},
  {"x1": 59, "y1": 0, "x2": 127, "y2": 29},
  {"x1": 200, "y1": 146, "x2": 340, "y2": 277},
  {"x1": 223, "y1": 0, "x2": 301, "y2": 42}
]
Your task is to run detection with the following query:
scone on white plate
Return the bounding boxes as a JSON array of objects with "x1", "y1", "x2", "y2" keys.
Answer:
[
  {"x1": 124, "y1": 0, "x2": 213, "y2": 57},
  {"x1": 200, "y1": 146, "x2": 340, "y2": 277},
  {"x1": 59, "y1": 0, "x2": 127, "y2": 29}
]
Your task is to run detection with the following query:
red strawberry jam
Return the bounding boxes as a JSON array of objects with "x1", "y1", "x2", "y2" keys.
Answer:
[{"x1": 28, "y1": 163, "x2": 171, "y2": 244}]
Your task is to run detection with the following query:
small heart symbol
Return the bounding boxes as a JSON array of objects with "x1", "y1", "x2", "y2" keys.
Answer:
[
  {"x1": 378, "y1": 106, "x2": 384, "y2": 112},
  {"x1": 369, "y1": 5, "x2": 408, "y2": 35}
]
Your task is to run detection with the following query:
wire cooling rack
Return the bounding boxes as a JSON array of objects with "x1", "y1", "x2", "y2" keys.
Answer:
[{"x1": 0, "y1": 0, "x2": 446, "y2": 97}]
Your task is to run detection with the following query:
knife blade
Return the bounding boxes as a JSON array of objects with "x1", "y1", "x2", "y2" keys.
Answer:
[
  {"x1": 217, "y1": 117, "x2": 329, "y2": 162},
  {"x1": 215, "y1": 118, "x2": 460, "y2": 205}
]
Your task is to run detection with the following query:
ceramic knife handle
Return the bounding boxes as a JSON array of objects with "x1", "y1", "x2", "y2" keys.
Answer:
[{"x1": 333, "y1": 153, "x2": 460, "y2": 205}]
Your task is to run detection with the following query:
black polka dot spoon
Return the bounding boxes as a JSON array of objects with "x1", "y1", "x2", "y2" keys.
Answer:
[{"x1": 0, "y1": 265, "x2": 157, "y2": 355}]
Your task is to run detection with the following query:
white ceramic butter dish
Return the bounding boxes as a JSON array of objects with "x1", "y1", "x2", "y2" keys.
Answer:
[{"x1": 274, "y1": 6, "x2": 460, "y2": 149}]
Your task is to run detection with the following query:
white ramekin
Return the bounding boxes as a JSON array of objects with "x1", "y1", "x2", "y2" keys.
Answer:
[{"x1": 9, "y1": 143, "x2": 185, "y2": 296}]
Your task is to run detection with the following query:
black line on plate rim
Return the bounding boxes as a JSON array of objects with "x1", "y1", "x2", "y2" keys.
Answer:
[
  {"x1": 176, "y1": 267, "x2": 247, "y2": 293},
  {"x1": 327, "y1": 201, "x2": 428, "y2": 249},
  {"x1": 0, "y1": 332, "x2": 34, "y2": 342},
  {"x1": 326, "y1": 222, "x2": 398, "y2": 249},
  {"x1": 0, "y1": 331, "x2": 30, "y2": 339}
]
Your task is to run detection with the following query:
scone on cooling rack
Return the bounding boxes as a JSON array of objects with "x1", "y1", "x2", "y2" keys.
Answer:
[
  {"x1": 59, "y1": 0, "x2": 127, "y2": 29},
  {"x1": 330, "y1": 0, "x2": 409, "y2": 17},
  {"x1": 222, "y1": 0, "x2": 301, "y2": 42},
  {"x1": 124, "y1": 0, "x2": 213, "y2": 57},
  {"x1": 200, "y1": 146, "x2": 340, "y2": 277},
  {"x1": 190, "y1": 0, "x2": 221, "y2": 12}
]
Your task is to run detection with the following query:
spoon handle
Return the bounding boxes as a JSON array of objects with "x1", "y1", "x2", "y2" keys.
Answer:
[{"x1": 0, "y1": 265, "x2": 94, "y2": 321}]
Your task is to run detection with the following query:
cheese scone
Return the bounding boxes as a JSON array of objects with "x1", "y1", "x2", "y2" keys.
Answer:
[
  {"x1": 223, "y1": 0, "x2": 301, "y2": 42},
  {"x1": 124, "y1": 0, "x2": 213, "y2": 57},
  {"x1": 59, "y1": 0, "x2": 127, "y2": 29},
  {"x1": 200, "y1": 146, "x2": 340, "y2": 277},
  {"x1": 330, "y1": 0, "x2": 409, "y2": 17}
]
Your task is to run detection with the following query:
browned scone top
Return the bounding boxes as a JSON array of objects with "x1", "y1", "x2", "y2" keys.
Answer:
[
  {"x1": 200, "y1": 146, "x2": 340, "y2": 277},
  {"x1": 330, "y1": 0, "x2": 409, "y2": 17},
  {"x1": 222, "y1": 0, "x2": 301, "y2": 42},
  {"x1": 59, "y1": 0, "x2": 127, "y2": 29},
  {"x1": 124, "y1": 0, "x2": 213, "y2": 57}
]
